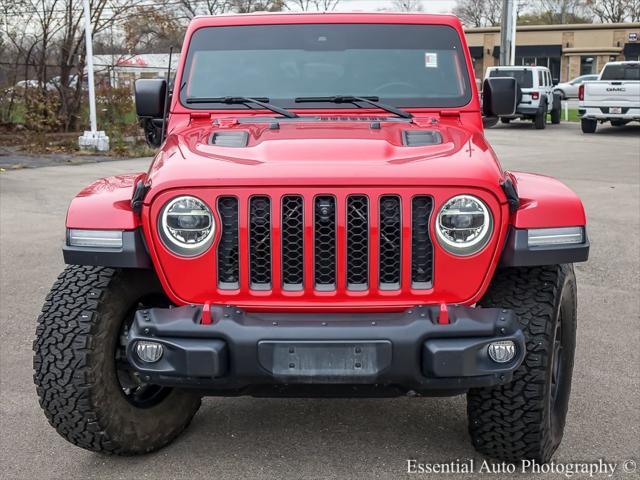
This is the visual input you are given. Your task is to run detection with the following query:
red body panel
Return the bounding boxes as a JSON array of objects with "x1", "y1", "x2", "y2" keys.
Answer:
[
  {"x1": 64, "y1": 13, "x2": 588, "y2": 311},
  {"x1": 66, "y1": 173, "x2": 143, "y2": 230},
  {"x1": 509, "y1": 172, "x2": 587, "y2": 228}
]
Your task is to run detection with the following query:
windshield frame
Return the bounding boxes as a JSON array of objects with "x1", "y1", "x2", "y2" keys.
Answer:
[{"x1": 176, "y1": 22, "x2": 475, "y2": 112}]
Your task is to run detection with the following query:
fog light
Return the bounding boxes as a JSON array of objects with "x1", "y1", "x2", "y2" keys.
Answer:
[
  {"x1": 135, "y1": 341, "x2": 164, "y2": 363},
  {"x1": 488, "y1": 341, "x2": 516, "y2": 363}
]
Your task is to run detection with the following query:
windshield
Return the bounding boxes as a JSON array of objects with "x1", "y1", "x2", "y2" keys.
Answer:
[
  {"x1": 600, "y1": 63, "x2": 640, "y2": 81},
  {"x1": 180, "y1": 24, "x2": 472, "y2": 110},
  {"x1": 488, "y1": 69, "x2": 533, "y2": 89}
]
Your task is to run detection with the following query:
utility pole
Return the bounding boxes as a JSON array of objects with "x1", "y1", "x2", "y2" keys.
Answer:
[
  {"x1": 499, "y1": 0, "x2": 517, "y2": 66},
  {"x1": 78, "y1": 0, "x2": 109, "y2": 151}
]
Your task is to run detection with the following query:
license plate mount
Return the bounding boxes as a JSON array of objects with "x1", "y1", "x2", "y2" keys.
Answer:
[
  {"x1": 258, "y1": 340, "x2": 392, "y2": 383},
  {"x1": 610, "y1": 107, "x2": 622, "y2": 114}
]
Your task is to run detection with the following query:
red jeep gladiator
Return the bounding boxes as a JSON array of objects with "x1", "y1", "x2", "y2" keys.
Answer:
[{"x1": 34, "y1": 13, "x2": 589, "y2": 462}]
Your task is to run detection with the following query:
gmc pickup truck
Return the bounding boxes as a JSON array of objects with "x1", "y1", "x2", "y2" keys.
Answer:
[
  {"x1": 579, "y1": 61, "x2": 640, "y2": 133},
  {"x1": 34, "y1": 12, "x2": 589, "y2": 462}
]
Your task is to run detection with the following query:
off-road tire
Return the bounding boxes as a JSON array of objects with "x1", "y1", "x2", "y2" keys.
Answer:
[
  {"x1": 550, "y1": 103, "x2": 561, "y2": 125},
  {"x1": 534, "y1": 103, "x2": 547, "y2": 129},
  {"x1": 467, "y1": 265, "x2": 577, "y2": 462},
  {"x1": 33, "y1": 265, "x2": 202, "y2": 455},
  {"x1": 581, "y1": 118, "x2": 597, "y2": 133}
]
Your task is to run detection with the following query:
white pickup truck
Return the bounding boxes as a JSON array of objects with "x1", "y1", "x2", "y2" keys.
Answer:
[{"x1": 579, "y1": 61, "x2": 640, "y2": 133}]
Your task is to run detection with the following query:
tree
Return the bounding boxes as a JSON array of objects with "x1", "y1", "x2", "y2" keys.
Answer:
[
  {"x1": 285, "y1": 0, "x2": 340, "y2": 10},
  {"x1": 1, "y1": 1, "x2": 149, "y2": 130},
  {"x1": 121, "y1": 7, "x2": 185, "y2": 53},
  {"x1": 392, "y1": 0, "x2": 424, "y2": 12},
  {"x1": 585, "y1": 0, "x2": 639, "y2": 22},
  {"x1": 453, "y1": 0, "x2": 503, "y2": 27}
]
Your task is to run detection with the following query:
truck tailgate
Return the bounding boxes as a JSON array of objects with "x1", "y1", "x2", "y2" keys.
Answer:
[{"x1": 582, "y1": 81, "x2": 640, "y2": 106}]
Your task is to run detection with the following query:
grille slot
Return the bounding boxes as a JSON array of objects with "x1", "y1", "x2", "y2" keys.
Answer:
[
  {"x1": 379, "y1": 196, "x2": 402, "y2": 289},
  {"x1": 281, "y1": 195, "x2": 304, "y2": 290},
  {"x1": 346, "y1": 195, "x2": 369, "y2": 290},
  {"x1": 217, "y1": 197, "x2": 239, "y2": 289},
  {"x1": 411, "y1": 196, "x2": 434, "y2": 288},
  {"x1": 249, "y1": 196, "x2": 272, "y2": 289},
  {"x1": 314, "y1": 196, "x2": 337, "y2": 290}
]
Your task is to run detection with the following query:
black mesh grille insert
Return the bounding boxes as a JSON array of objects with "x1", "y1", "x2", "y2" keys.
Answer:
[
  {"x1": 217, "y1": 197, "x2": 239, "y2": 288},
  {"x1": 249, "y1": 196, "x2": 271, "y2": 289},
  {"x1": 281, "y1": 195, "x2": 304, "y2": 290},
  {"x1": 347, "y1": 195, "x2": 369, "y2": 289},
  {"x1": 314, "y1": 196, "x2": 336, "y2": 289},
  {"x1": 411, "y1": 196, "x2": 434, "y2": 288},
  {"x1": 379, "y1": 196, "x2": 401, "y2": 289}
]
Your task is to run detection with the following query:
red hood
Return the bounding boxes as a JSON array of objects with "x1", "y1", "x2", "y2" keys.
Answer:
[{"x1": 145, "y1": 117, "x2": 506, "y2": 204}]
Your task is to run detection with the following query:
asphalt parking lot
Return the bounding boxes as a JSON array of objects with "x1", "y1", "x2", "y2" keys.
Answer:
[{"x1": 1, "y1": 121, "x2": 639, "y2": 479}]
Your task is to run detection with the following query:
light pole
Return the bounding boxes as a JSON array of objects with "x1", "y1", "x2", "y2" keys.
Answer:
[
  {"x1": 78, "y1": 0, "x2": 109, "y2": 151},
  {"x1": 499, "y1": 0, "x2": 517, "y2": 66}
]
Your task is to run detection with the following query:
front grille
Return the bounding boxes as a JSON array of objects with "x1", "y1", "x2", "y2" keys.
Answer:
[
  {"x1": 249, "y1": 196, "x2": 272, "y2": 289},
  {"x1": 411, "y1": 196, "x2": 434, "y2": 288},
  {"x1": 314, "y1": 196, "x2": 337, "y2": 290},
  {"x1": 217, "y1": 197, "x2": 239, "y2": 288},
  {"x1": 281, "y1": 195, "x2": 304, "y2": 290},
  {"x1": 215, "y1": 192, "x2": 434, "y2": 292},
  {"x1": 379, "y1": 196, "x2": 402, "y2": 289},
  {"x1": 346, "y1": 196, "x2": 369, "y2": 290}
]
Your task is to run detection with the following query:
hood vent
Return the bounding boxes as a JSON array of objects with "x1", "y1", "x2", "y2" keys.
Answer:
[
  {"x1": 210, "y1": 131, "x2": 249, "y2": 147},
  {"x1": 402, "y1": 130, "x2": 442, "y2": 147}
]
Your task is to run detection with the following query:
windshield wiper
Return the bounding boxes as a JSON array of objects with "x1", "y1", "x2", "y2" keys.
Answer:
[
  {"x1": 295, "y1": 95, "x2": 412, "y2": 119},
  {"x1": 185, "y1": 96, "x2": 298, "y2": 118}
]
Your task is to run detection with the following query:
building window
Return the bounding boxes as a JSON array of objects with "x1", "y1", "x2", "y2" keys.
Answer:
[{"x1": 580, "y1": 56, "x2": 595, "y2": 75}]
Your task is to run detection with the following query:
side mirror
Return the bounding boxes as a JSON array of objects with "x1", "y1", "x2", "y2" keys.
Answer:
[
  {"x1": 482, "y1": 77, "x2": 517, "y2": 118},
  {"x1": 135, "y1": 79, "x2": 167, "y2": 118}
]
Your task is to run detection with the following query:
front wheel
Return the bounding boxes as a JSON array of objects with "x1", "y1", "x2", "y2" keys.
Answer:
[
  {"x1": 534, "y1": 105, "x2": 547, "y2": 129},
  {"x1": 33, "y1": 266, "x2": 201, "y2": 455},
  {"x1": 581, "y1": 118, "x2": 597, "y2": 133},
  {"x1": 467, "y1": 265, "x2": 577, "y2": 462}
]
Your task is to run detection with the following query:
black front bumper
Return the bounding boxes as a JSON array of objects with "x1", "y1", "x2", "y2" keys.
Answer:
[{"x1": 126, "y1": 305, "x2": 525, "y2": 397}]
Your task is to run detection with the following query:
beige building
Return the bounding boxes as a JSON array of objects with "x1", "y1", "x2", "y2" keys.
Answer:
[{"x1": 464, "y1": 23, "x2": 640, "y2": 82}]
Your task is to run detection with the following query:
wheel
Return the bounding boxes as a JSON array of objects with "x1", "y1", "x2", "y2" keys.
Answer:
[
  {"x1": 467, "y1": 265, "x2": 577, "y2": 462},
  {"x1": 550, "y1": 95, "x2": 561, "y2": 125},
  {"x1": 581, "y1": 118, "x2": 597, "y2": 133},
  {"x1": 534, "y1": 103, "x2": 546, "y2": 129},
  {"x1": 501, "y1": 117, "x2": 511, "y2": 124},
  {"x1": 33, "y1": 265, "x2": 201, "y2": 455}
]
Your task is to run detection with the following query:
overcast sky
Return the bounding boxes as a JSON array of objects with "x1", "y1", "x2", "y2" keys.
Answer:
[{"x1": 310, "y1": 1, "x2": 457, "y2": 14}]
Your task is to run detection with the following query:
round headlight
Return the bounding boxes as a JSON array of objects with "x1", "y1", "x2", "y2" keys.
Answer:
[
  {"x1": 159, "y1": 196, "x2": 215, "y2": 257},
  {"x1": 435, "y1": 195, "x2": 492, "y2": 256}
]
